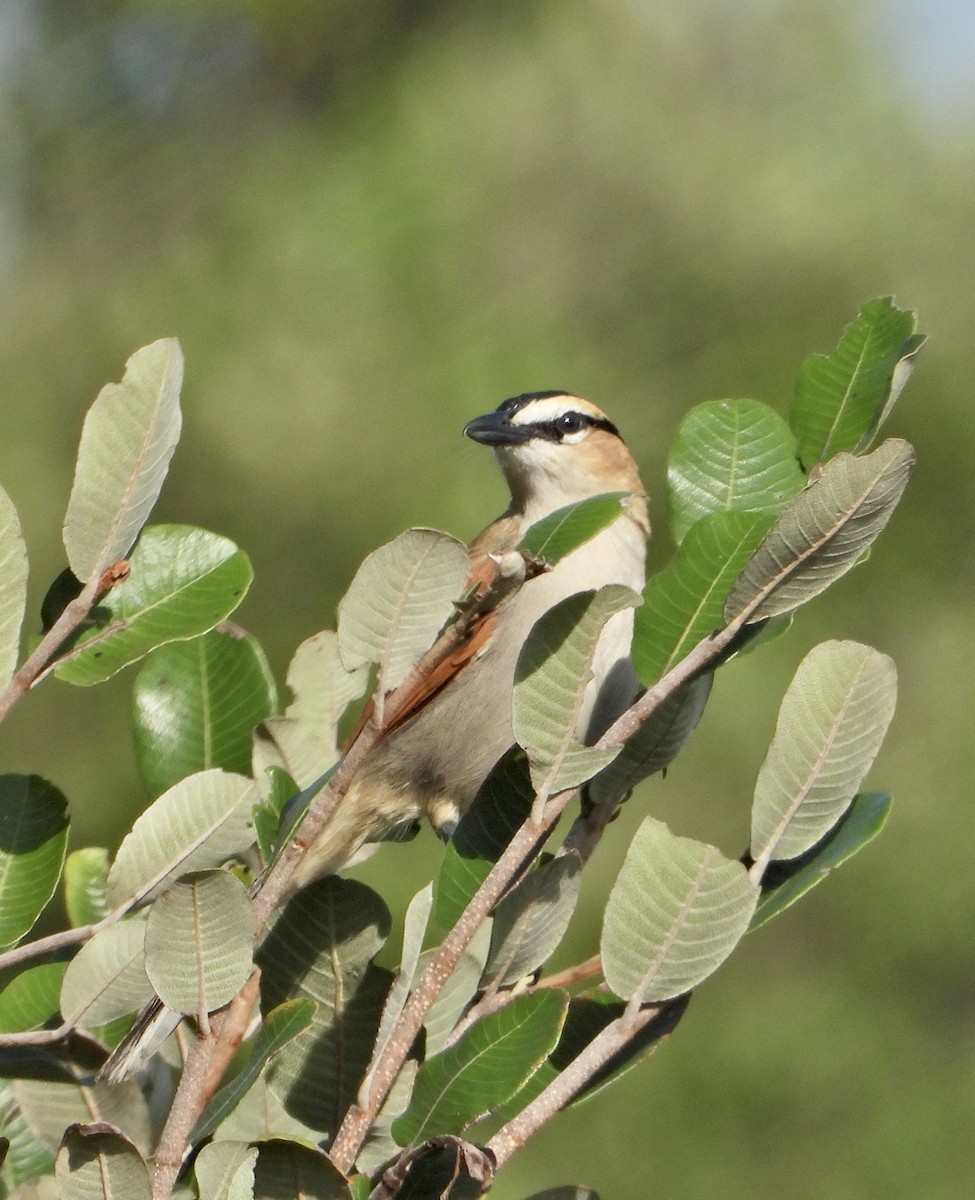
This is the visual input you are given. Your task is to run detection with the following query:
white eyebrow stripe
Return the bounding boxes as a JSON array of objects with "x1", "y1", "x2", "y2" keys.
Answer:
[{"x1": 510, "y1": 396, "x2": 595, "y2": 426}]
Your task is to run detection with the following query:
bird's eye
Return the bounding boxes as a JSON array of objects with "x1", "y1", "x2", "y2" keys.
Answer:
[{"x1": 556, "y1": 412, "x2": 587, "y2": 435}]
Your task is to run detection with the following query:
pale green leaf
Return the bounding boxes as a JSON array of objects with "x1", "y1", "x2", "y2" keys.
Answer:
[
  {"x1": 55, "y1": 525, "x2": 253, "y2": 686},
  {"x1": 482, "y1": 854, "x2": 582, "y2": 988},
  {"x1": 602, "y1": 819, "x2": 758, "y2": 1003},
  {"x1": 724, "y1": 439, "x2": 914, "y2": 624},
  {"x1": 750, "y1": 642, "x2": 896, "y2": 872},
  {"x1": 667, "y1": 399, "x2": 804, "y2": 544},
  {"x1": 59, "y1": 922, "x2": 152, "y2": 1029},
  {"x1": 195, "y1": 1141, "x2": 258, "y2": 1200},
  {"x1": 0, "y1": 775, "x2": 69, "y2": 948},
  {"x1": 371, "y1": 885, "x2": 433, "y2": 1069},
  {"x1": 253, "y1": 631, "x2": 368, "y2": 790},
  {"x1": 518, "y1": 493, "x2": 632, "y2": 564},
  {"x1": 337, "y1": 528, "x2": 470, "y2": 692},
  {"x1": 355, "y1": 1059, "x2": 418, "y2": 1176},
  {"x1": 55, "y1": 1124, "x2": 150, "y2": 1200},
  {"x1": 791, "y1": 297, "x2": 925, "y2": 467},
  {"x1": 258, "y1": 877, "x2": 391, "y2": 1134},
  {"x1": 209, "y1": 1077, "x2": 321, "y2": 1146},
  {"x1": 633, "y1": 510, "x2": 774, "y2": 686},
  {"x1": 106, "y1": 768, "x2": 256, "y2": 908},
  {"x1": 0, "y1": 963, "x2": 67, "y2": 1034},
  {"x1": 63, "y1": 339, "x2": 183, "y2": 582},
  {"x1": 513, "y1": 586, "x2": 639, "y2": 805},
  {"x1": 393, "y1": 989, "x2": 567, "y2": 1144},
  {"x1": 0, "y1": 484, "x2": 27, "y2": 688},
  {"x1": 133, "y1": 627, "x2": 277, "y2": 798},
  {"x1": 64, "y1": 848, "x2": 111, "y2": 928},
  {"x1": 252, "y1": 1139, "x2": 351, "y2": 1200},
  {"x1": 193, "y1": 1000, "x2": 317, "y2": 1142},
  {"x1": 13, "y1": 1070, "x2": 150, "y2": 1158},
  {"x1": 144, "y1": 870, "x2": 255, "y2": 1016}
]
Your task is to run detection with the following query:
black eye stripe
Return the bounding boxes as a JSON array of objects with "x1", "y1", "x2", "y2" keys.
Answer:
[{"x1": 531, "y1": 413, "x2": 620, "y2": 442}]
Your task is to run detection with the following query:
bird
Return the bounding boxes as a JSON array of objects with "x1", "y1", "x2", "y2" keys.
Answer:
[
  {"x1": 99, "y1": 391, "x2": 648, "y2": 1083},
  {"x1": 289, "y1": 390, "x2": 649, "y2": 890}
]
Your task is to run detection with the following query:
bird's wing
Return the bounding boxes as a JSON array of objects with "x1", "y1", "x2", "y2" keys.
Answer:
[{"x1": 343, "y1": 515, "x2": 524, "y2": 748}]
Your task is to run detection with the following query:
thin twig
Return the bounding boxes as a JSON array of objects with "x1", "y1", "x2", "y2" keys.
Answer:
[{"x1": 536, "y1": 954, "x2": 603, "y2": 992}]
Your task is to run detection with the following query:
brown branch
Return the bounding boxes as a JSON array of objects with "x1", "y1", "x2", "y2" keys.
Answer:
[
  {"x1": 150, "y1": 970, "x2": 261, "y2": 1200},
  {"x1": 0, "y1": 560, "x2": 132, "y2": 725},
  {"x1": 536, "y1": 954, "x2": 604, "y2": 992},
  {"x1": 328, "y1": 789, "x2": 574, "y2": 1177},
  {"x1": 485, "y1": 996, "x2": 689, "y2": 1169}
]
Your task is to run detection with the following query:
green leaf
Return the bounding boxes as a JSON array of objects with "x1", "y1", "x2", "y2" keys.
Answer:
[
  {"x1": 724, "y1": 439, "x2": 915, "y2": 624},
  {"x1": 0, "y1": 964, "x2": 67, "y2": 1034},
  {"x1": 192, "y1": 1000, "x2": 317, "y2": 1142},
  {"x1": 106, "y1": 768, "x2": 256, "y2": 908},
  {"x1": 791, "y1": 298, "x2": 925, "y2": 468},
  {"x1": 59, "y1": 921, "x2": 153, "y2": 1030},
  {"x1": 513, "y1": 587, "x2": 638, "y2": 806},
  {"x1": 194, "y1": 1141, "x2": 257, "y2": 1200},
  {"x1": 751, "y1": 792, "x2": 892, "y2": 930},
  {"x1": 133, "y1": 627, "x2": 277, "y2": 798},
  {"x1": 144, "y1": 870, "x2": 255, "y2": 1016},
  {"x1": 55, "y1": 525, "x2": 253, "y2": 686},
  {"x1": 258, "y1": 877, "x2": 391, "y2": 1134},
  {"x1": 518, "y1": 493, "x2": 632, "y2": 564},
  {"x1": 750, "y1": 642, "x2": 897, "y2": 873},
  {"x1": 253, "y1": 768, "x2": 299, "y2": 866},
  {"x1": 0, "y1": 776, "x2": 69, "y2": 948},
  {"x1": 252, "y1": 1139, "x2": 351, "y2": 1200},
  {"x1": 13, "y1": 1069, "x2": 150, "y2": 1159},
  {"x1": 253, "y1": 631, "x2": 368, "y2": 790},
  {"x1": 337, "y1": 528, "x2": 470, "y2": 692},
  {"x1": 0, "y1": 484, "x2": 28, "y2": 688},
  {"x1": 602, "y1": 818, "x2": 758, "y2": 1003},
  {"x1": 55, "y1": 1123, "x2": 151, "y2": 1200},
  {"x1": 633, "y1": 510, "x2": 774, "y2": 686},
  {"x1": 392, "y1": 989, "x2": 568, "y2": 1144},
  {"x1": 63, "y1": 339, "x2": 183, "y2": 582},
  {"x1": 587, "y1": 676, "x2": 712, "y2": 808},
  {"x1": 64, "y1": 848, "x2": 111, "y2": 928},
  {"x1": 667, "y1": 399, "x2": 804, "y2": 544},
  {"x1": 434, "y1": 750, "x2": 534, "y2": 931},
  {"x1": 208, "y1": 1077, "x2": 322, "y2": 1146},
  {"x1": 0, "y1": 1077, "x2": 55, "y2": 1185},
  {"x1": 482, "y1": 854, "x2": 582, "y2": 988}
]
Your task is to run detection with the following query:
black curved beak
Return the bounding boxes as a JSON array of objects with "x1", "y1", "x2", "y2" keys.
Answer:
[{"x1": 463, "y1": 410, "x2": 534, "y2": 446}]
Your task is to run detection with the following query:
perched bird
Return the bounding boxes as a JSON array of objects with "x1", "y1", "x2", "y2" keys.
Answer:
[
  {"x1": 290, "y1": 390, "x2": 649, "y2": 889},
  {"x1": 100, "y1": 391, "x2": 647, "y2": 1082}
]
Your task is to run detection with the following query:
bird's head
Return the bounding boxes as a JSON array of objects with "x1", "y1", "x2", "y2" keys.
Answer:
[{"x1": 464, "y1": 392, "x2": 645, "y2": 521}]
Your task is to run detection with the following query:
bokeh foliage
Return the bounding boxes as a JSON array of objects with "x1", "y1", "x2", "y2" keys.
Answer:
[{"x1": 0, "y1": 2, "x2": 972, "y2": 1196}]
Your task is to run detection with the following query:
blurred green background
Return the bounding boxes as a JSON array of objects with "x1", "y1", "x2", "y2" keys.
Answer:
[{"x1": 1, "y1": 1, "x2": 972, "y2": 1196}]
